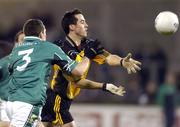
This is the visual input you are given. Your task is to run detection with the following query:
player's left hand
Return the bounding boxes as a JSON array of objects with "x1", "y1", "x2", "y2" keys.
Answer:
[
  {"x1": 103, "y1": 83, "x2": 126, "y2": 96},
  {"x1": 122, "y1": 53, "x2": 141, "y2": 74}
]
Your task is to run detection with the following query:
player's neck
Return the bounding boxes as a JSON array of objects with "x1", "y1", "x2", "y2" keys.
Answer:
[{"x1": 68, "y1": 34, "x2": 81, "y2": 46}]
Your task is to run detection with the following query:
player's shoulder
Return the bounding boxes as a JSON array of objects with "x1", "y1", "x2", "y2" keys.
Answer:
[
  {"x1": 0, "y1": 55, "x2": 9, "y2": 60},
  {"x1": 0, "y1": 55, "x2": 10, "y2": 62},
  {"x1": 53, "y1": 38, "x2": 68, "y2": 48},
  {"x1": 53, "y1": 39, "x2": 64, "y2": 47},
  {"x1": 80, "y1": 38, "x2": 95, "y2": 48},
  {"x1": 0, "y1": 55, "x2": 10, "y2": 66},
  {"x1": 41, "y1": 40, "x2": 59, "y2": 48},
  {"x1": 53, "y1": 38, "x2": 73, "y2": 52}
]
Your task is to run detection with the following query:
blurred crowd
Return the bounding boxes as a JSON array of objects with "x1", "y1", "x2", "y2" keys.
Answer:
[{"x1": 0, "y1": 0, "x2": 180, "y2": 106}]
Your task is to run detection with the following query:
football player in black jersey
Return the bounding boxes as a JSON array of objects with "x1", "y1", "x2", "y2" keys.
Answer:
[{"x1": 41, "y1": 9, "x2": 141, "y2": 127}]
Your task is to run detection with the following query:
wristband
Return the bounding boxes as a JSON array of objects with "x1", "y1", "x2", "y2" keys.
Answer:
[
  {"x1": 102, "y1": 83, "x2": 107, "y2": 91},
  {"x1": 120, "y1": 58, "x2": 123, "y2": 66}
]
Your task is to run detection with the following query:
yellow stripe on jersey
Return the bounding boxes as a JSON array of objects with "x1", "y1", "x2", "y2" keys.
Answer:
[
  {"x1": 92, "y1": 50, "x2": 110, "y2": 64},
  {"x1": 51, "y1": 65, "x2": 60, "y2": 90},
  {"x1": 75, "y1": 50, "x2": 84, "y2": 62},
  {"x1": 52, "y1": 95, "x2": 64, "y2": 125},
  {"x1": 66, "y1": 82, "x2": 81, "y2": 99},
  {"x1": 76, "y1": 50, "x2": 89, "y2": 78},
  {"x1": 66, "y1": 50, "x2": 91, "y2": 99}
]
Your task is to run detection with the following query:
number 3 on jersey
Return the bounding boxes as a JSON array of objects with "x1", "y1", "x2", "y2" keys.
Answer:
[{"x1": 16, "y1": 48, "x2": 34, "y2": 71}]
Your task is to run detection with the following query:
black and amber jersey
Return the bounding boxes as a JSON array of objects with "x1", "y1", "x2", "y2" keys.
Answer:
[{"x1": 51, "y1": 36, "x2": 110, "y2": 100}]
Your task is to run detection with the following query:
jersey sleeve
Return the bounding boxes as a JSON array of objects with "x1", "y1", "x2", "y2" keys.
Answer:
[
  {"x1": 92, "y1": 49, "x2": 110, "y2": 64},
  {"x1": 81, "y1": 38, "x2": 110, "y2": 64},
  {"x1": 50, "y1": 43, "x2": 78, "y2": 74},
  {"x1": 0, "y1": 56, "x2": 10, "y2": 81}
]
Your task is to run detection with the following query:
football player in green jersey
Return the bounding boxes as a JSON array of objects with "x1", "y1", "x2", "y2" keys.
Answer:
[
  {"x1": 41, "y1": 9, "x2": 141, "y2": 127},
  {"x1": 2, "y1": 19, "x2": 91, "y2": 127},
  {"x1": 0, "y1": 30, "x2": 25, "y2": 127},
  {"x1": 0, "y1": 56, "x2": 11, "y2": 127}
]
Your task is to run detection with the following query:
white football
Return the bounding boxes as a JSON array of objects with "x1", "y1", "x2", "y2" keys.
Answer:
[{"x1": 155, "y1": 11, "x2": 179, "y2": 35}]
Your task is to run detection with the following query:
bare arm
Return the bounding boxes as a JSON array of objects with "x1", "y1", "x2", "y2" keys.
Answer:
[
  {"x1": 80, "y1": 39, "x2": 141, "y2": 74},
  {"x1": 71, "y1": 57, "x2": 90, "y2": 77},
  {"x1": 105, "y1": 53, "x2": 141, "y2": 74},
  {"x1": 76, "y1": 78, "x2": 103, "y2": 89},
  {"x1": 75, "y1": 78, "x2": 126, "y2": 96},
  {"x1": 105, "y1": 54, "x2": 123, "y2": 66}
]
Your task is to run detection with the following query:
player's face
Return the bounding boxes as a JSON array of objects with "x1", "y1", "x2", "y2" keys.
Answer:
[{"x1": 73, "y1": 14, "x2": 88, "y2": 38}]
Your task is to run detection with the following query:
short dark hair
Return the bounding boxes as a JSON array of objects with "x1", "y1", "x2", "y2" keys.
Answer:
[
  {"x1": 14, "y1": 30, "x2": 23, "y2": 42},
  {"x1": 23, "y1": 19, "x2": 45, "y2": 37},
  {"x1": 61, "y1": 9, "x2": 82, "y2": 34}
]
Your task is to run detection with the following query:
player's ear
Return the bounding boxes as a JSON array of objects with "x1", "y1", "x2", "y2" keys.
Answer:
[
  {"x1": 39, "y1": 31, "x2": 46, "y2": 41},
  {"x1": 69, "y1": 24, "x2": 75, "y2": 31},
  {"x1": 39, "y1": 32, "x2": 43, "y2": 38}
]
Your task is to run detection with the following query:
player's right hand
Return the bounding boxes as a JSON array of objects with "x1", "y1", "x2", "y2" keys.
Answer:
[
  {"x1": 82, "y1": 39, "x2": 104, "y2": 59},
  {"x1": 103, "y1": 83, "x2": 126, "y2": 96}
]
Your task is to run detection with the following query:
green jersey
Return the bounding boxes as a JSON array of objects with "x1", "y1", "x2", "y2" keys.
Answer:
[
  {"x1": 8, "y1": 36, "x2": 77, "y2": 106},
  {"x1": 0, "y1": 56, "x2": 10, "y2": 100}
]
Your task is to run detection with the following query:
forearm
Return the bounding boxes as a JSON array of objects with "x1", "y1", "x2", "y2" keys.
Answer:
[
  {"x1": 76, "y1": 79, "x2": 103, "y2": 89},
  {"x1": 76, "y1": 79, "x2": 126, "y2": 96},
  {"x1": 105, "y1": 54, "x2": 123, "y2": 66}
]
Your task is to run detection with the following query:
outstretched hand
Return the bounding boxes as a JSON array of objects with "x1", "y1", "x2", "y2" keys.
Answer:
[
  {"x1": 103, "y1": 83, "x2": 126, "y2": 96},
  {"x1": 122, "y1": 53, "x2": 141, "y2": 74}
]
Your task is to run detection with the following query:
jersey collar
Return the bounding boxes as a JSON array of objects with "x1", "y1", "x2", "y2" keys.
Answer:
[
  {"x1": 66, "y1": 36, "x2": 81, "y2": 52},
  {"x1": 24, "y1": 36, "x2": 41, "y2": 41},
  {"x1": 66, "y1": 36, "x2": 77, "y2": 47}
]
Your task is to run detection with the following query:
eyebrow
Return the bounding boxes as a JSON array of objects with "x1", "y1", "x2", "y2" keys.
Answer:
[{"x1": 79, "y1": 19, "x2": 85, "y2": 22}]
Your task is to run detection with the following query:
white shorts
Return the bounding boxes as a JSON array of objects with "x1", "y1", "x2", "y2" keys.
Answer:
[
  {"x1": 0, "y1": 101, "x2": 42, "y2": 127},
  {"x1": 0, "y1": 99, "x2": 9, "y2": 121}
]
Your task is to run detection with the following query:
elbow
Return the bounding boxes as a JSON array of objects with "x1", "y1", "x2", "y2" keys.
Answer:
[
  {"x1": 75, "y1": 70, "x2": 83, "y2": 77},
  {"x1": 77, "y1": 69, "x2": 85, "y2": 77},
  {"x1": 71, "y1": 68, "x2": 84, "y2": 77}
]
